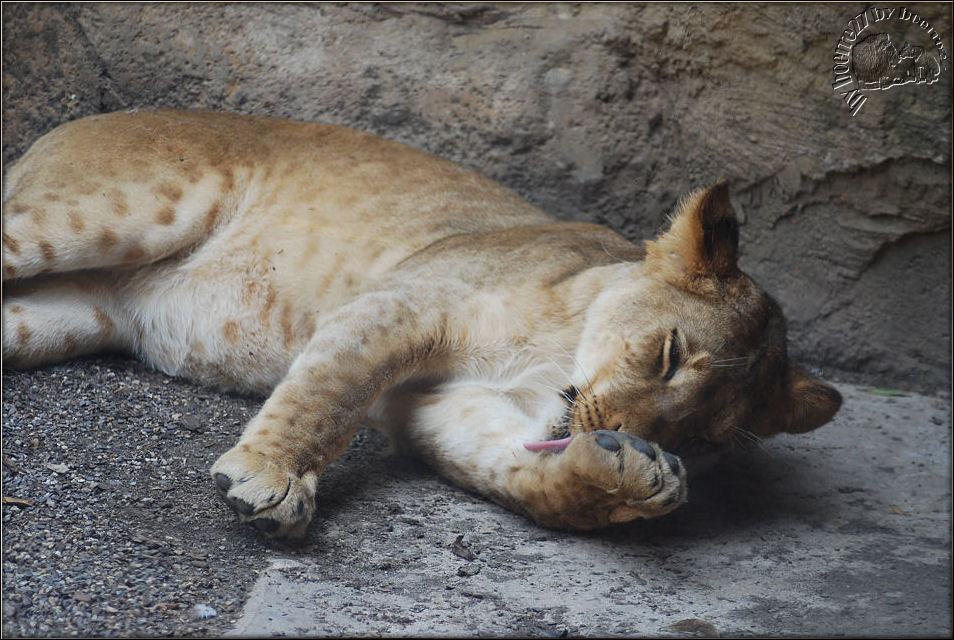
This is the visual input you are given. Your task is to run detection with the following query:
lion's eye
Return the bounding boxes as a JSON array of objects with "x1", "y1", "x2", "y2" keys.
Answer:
[{"x1": 661, "y1": 328, "x2": 681, "y2": 382}]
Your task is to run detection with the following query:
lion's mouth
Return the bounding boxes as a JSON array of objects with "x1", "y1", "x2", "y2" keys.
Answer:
[
  {"x1": 523, "y1": 387, "x2": 736, "y2": 464},
  {"x1": 522, "y1": 387, "x2": 578, "y2": 452}
]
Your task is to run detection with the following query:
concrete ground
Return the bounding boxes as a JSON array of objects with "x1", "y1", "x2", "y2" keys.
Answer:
[
  {"x1": 228, "y1": 384, "x2": 953, "y2": 638},
  {"x1": 2, "y1": 357, "x2": 951, "y2": 637}
]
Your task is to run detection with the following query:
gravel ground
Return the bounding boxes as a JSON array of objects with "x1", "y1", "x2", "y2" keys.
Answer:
[{"x1": 2, "y1": 357, "x2": 283, "y2": 637}]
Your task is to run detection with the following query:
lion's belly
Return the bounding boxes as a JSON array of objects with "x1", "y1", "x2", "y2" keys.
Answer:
[{"x1": 119, "y1": 210, "x2": 423, "y2": 394}]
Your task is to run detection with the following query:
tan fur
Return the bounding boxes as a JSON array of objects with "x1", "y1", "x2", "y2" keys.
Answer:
[{"x1": 2, "y1": 110, "x2": 841, "y2": 537}]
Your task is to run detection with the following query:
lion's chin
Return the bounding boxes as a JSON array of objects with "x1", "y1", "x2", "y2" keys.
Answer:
[{"x1": 675, "y1": 437, "x2": 734, "y2": 479}]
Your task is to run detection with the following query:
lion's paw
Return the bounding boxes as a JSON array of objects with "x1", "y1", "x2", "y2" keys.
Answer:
[
  {"x1": 565, "y1": 430, "x2": 687, "y2": 523},
  {"x1": 210, "y1": 446, "x2": 317, "y2": 539}
]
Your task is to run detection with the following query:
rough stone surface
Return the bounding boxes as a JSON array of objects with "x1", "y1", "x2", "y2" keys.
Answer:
[
  {"x1": 2, "y1": 2, "x2": 951, "y2": 391},
  {"x1": 2, "y1": 357, "x2": 951, "y2": 637}
]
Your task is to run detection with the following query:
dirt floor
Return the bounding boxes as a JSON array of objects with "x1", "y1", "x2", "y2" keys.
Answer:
[{"x1": 2, "y1": 356, "x2": 951, "y2": 637}]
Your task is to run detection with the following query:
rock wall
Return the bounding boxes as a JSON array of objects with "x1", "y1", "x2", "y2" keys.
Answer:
[{"x1": 3, "y1": 3, "x2": 951, "y2": 391}]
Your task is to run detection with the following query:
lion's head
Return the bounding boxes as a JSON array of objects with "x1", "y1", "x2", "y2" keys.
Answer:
[{"x1": 567, "y1": 182, "x2": 841, "y2": 461}]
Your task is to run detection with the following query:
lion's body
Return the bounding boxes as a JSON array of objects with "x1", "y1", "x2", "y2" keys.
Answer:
[
  {"x1": 2, "y1": 110, "x2": 840, "y2": 537},
  {"x1": 2, "y1": 110, "x2": 564, "y2": 391}
]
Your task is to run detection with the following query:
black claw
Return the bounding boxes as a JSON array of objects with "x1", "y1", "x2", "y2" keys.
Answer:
[
  {"x1": 214, "y1": 473, "x2": 232, "y2": 492},
  {"x1": 594, "y1": 431, "x2": 622, "y2": 452},
  {"x1": 628, "y1": 436, "x2": 657, "y2": 461},
  {"x1": 253, "y1": 518, "x2": 281, "y2": 533},
  {"x1": 296, "y1": 500, "x2": 305, "y2": 517},
  {"x1": 231, "y1": 497, "x2": 257, "y2": 516},
  {"x1": 662, "y1": 452, "x2": 681, "y2": 475}
]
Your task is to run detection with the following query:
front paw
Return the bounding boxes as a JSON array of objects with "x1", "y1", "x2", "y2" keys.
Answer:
[
  {"x1": 543, "y1": 430, "x2": 687, "y2": 528},
  {"x1": 210, "y1": 445, "x2": 317, "y2": 538}
]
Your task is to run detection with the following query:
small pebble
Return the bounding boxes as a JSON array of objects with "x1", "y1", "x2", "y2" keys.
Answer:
[{"x1": 191, "y1": 603, "x2": 218, "y2": 620}]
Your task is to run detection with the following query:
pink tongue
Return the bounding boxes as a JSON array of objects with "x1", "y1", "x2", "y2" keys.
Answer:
[{"x1": 523, "y1": 436, "x2": 573, "y2": 452}]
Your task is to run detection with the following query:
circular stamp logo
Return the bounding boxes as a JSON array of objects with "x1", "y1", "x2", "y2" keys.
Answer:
[{"x1": 833, "y1": 7, "x2": 948, "y2": 116}]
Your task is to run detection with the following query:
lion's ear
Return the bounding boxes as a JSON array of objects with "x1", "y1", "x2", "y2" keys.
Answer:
[
  {"x1": 781, "y1": 367, "x2": 842, "y2": 434},
  {"x1": 646, "y1": 180, "x2": 740, "y2": 280}
]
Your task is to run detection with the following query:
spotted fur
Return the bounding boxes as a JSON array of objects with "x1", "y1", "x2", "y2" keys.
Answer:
[{"x1": 2, "y1": 110, "x2": 841, "y2": 537}]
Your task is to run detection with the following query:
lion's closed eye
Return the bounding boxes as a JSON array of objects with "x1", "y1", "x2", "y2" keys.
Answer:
[{"x1": 660, "y1": 328, "x2": 681, "y2": 382}]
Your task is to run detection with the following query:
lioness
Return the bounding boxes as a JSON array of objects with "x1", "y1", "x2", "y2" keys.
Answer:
[{"x1": 2, "y1": 110, "x2": 841, "y2": 538}]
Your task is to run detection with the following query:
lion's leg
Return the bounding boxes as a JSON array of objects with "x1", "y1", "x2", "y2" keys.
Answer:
[
  {"x1": 403, "y1": 385, "x2": 687, "y2": 530},
  {"x1": 209, "y1": 287, "x2": 450, "y2": 538},
  {"x1": 2, "y1": 274, "x2": 130, "y2": 369},
  {"x1": 2, "y1": 132, "x2": 231, "y2": 282}
]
